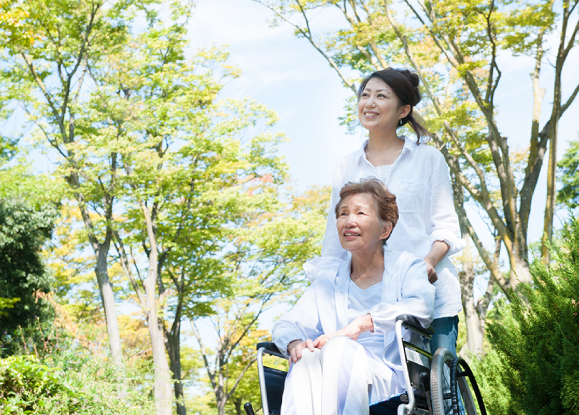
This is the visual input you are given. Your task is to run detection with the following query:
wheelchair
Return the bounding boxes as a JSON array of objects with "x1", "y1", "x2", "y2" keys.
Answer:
[{"x1": 243, "y1": 315, "x2": 486, "y2": 415}]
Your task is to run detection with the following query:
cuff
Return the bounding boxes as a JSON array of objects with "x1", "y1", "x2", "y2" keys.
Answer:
[{"x1": 429, "y1": 231, "x2": 466, "y2": 256}]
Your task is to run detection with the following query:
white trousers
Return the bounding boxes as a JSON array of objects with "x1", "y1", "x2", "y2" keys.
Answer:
[{"x1": 281, "y1": 336, "x2": 403, "y2": 415}]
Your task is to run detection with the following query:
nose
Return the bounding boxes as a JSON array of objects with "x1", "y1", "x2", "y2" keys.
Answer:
[
  {"x1": 365, "y1": 99, "x2": 376, "y2": 109},
  {"x1": 344, "y1": 213, "x2": 357, "y2": 228}
]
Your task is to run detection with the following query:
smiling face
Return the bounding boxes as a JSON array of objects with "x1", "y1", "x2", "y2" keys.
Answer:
[
  {"x1": 336, "y1": 193, "x2": 392, "y2": 254},
  {"x1": 358, "y1": 77, "x2": 410, "y2": 133}
]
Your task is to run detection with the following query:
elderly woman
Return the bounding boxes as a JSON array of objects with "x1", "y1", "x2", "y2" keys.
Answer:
[{"x1": 273, "y1": 178, "x2": 435, "y2": 415}]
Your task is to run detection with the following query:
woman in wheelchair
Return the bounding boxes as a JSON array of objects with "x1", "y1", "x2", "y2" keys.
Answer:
[{"x1": 272, "y1": 178, "x2": 435, "y2": 415}]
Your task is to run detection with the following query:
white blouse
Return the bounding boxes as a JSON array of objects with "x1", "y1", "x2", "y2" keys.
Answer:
[
  {"x1": 318, "y1": 136, "x2": 466, "y2": 319},
  {"x1": 348, "y1": 279, "x2": 384, "y2": 358}
]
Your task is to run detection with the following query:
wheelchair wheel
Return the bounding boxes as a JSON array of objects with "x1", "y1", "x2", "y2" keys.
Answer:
[
  {"x1": 450, "y1": 356, "x2": 487, "y2": 415},
  {"x1": 430, "y1": 349, "x2": 486, "y2": 415}
]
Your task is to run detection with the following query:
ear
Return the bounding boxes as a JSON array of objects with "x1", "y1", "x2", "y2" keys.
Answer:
[
  {"x1": 379, "y1": 222, "x2": 393, "y2": 241},
  {"x1": 399, "y1": 104, "x2": 411, "y2": 120}
]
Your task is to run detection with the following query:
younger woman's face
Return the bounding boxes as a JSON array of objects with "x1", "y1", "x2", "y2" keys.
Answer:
[{"x1": 358, "y1": 77, "x2": 410, "y2": 133}]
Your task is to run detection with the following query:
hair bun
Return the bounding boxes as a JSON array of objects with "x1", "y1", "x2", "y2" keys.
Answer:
[{"x1": 397, "y1": 69, "x2": 420, "y2": 88}]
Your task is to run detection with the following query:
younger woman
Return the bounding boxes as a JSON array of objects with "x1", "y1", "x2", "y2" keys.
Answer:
[{"x1": 318, "y1": 68, "x2": 465, "y2": 355}]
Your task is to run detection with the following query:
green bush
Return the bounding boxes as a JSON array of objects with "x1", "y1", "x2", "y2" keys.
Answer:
[
  {"x1": 0, "y1": 345, "x2": 155, "y2": 414},
  {"x1": 474, "y1": 217, "x2": 579, "y2": 415}
]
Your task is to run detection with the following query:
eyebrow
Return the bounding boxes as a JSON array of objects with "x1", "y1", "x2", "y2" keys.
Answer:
[
  {"x1": 363, "y1": 88, "x2": 390, "y2": 93},
  {"x1": 339, "y1": 203, "x2": 367, "y2": 210}
]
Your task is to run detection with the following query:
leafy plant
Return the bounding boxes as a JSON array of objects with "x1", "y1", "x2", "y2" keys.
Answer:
[
  {"x1": 0, "y1": 339, "x2": 155, "y2": 414},
  {"x1": 474, "y1": 216, "x2": 579, "y2": 415}
]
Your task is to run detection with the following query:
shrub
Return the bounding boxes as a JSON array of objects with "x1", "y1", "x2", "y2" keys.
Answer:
[
  {"x1": 0, "y1": 339, "x2": 155, "y2": 414},
  {"x1": 474, "y1": 217, "x2": 579, "y2": 415}
]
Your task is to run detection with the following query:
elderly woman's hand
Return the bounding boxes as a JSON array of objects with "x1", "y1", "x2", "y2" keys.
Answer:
[
  {"x1": 313, "y1": 314, "x2": 374, "y2": 349},
  {"x1": 287, "y1": 339, "x2": 315, "y2": 364}
]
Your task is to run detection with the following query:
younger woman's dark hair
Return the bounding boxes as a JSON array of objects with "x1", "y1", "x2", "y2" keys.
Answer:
[{"x1": 358, "y1": 68, "x2": 431, "y2": 144}]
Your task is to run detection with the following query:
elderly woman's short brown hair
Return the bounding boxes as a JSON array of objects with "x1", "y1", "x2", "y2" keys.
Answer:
[{"x1": 334, "y1": 178, "x2": 399, "y2": 242}]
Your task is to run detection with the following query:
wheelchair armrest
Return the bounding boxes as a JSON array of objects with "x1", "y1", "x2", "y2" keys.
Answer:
[
  {"x1": 256, "y1": 341, "x2": 286, "y2": 359},
  {"x1": 396, "y1": 314, "x2": 435, "y2": 338}
]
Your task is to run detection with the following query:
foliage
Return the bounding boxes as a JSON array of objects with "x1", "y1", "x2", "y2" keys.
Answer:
[
  {"x1": 558, "y1": 137, "x2": 579, "y2": 208},
  {"x1": 0, "y1": 199, "x2": 56, "y2": 354},
  {"x1": 0, "y1": 344, "x2": 155, "y2": 414},
  {"x1": 192, "y1": 185, "x2": 330, "y2": 414},
  {"x1": 0, "y1": 291, "x2": 155, "y2": 415},
  {"x1": 474, "y1": 216, "x2": 579, "y2": 415}
]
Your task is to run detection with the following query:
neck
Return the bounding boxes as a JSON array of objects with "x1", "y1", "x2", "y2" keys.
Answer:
[
  {"x1": 367, "y1": 129, "x2": 402, "y2": 153},
  {"x1": 350, "y1": 244, "x2": 385, "y2": 283}
]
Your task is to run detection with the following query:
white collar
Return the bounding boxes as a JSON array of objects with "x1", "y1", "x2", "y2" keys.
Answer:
[{"x1": 356, "y1": 136, "x2": 417, "y2": 166}]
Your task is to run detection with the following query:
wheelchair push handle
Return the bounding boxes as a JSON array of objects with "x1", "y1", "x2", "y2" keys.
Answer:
[
  {"x1": 256, "y1": 341, "x2": 285, "y2": 358},
  {"x1": 396, "y1": 314, "x2": 435, "y2": 338}
]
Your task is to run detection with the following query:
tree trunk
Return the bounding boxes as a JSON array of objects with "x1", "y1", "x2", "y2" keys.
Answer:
[
  {"x1": 217, "y1": 375, "x2": 227, "y2": 415},
  {"x1": 141, "y1": 204, "x2": 173, "y2": 415},
  {"x1": 144, "y1": 278, "x2": 173, "y2": 415},
  {"x1": 457, "y1": 242, "x2": 484, "y2": 360},
  {"x1": 507, "y1": 238, "x2": 532, "y2": 288},
  {"x1": 94, "y1": 244, "x2": 123, "y2": 366},
  {"x1": 166, "y1": 323, "x2": 186, "y2": 415},
  {"x1": 234, "y1": 398, "x2": 242, "y2": 415},
  {"x1": 542, "y1": 89, "x2": 560, "y2": 260}
]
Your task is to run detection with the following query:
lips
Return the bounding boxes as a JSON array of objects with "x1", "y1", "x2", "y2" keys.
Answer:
[{"x1": 363, "y1": 111, "x2": 379, "y2": 118}]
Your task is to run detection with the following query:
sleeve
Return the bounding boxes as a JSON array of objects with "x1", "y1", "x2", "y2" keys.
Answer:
[
  {"x1": 272, "y1": 283, "x2": 324, "y2": 357},
  {"x1": 428, "y1": 151, "x2": 466, "y2": 256},
  {"x1": 369, "y1": 257, "x2": 435, "y2": 334},
  {"x1": 321, "y1": 161, "x2": 348, "y2": 260}
]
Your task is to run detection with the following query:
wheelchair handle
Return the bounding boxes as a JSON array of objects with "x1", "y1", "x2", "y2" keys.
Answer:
[
  {"x1": 256, "y1": 341, "x2": 286, "y2": 359},
  {"x1": 396, "y1": 314, "x2": 435, "y2": 339}
]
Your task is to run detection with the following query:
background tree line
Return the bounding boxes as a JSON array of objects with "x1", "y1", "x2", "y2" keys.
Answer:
[{"x1": 0, "y1": 0, "x2": 578, "y2": 414}]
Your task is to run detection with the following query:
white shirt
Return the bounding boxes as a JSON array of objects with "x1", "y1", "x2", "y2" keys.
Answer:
[
  {"x1": 348, "y1": 279, "x2": 384, "y2": 357},
  {"x1": 319, "y1": 136, "x2": 465, "y2": 319}
]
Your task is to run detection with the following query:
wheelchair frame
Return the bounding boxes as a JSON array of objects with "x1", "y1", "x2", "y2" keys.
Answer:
[{"x1": 245, "y1": 314, "x2": 486, "y2": 415}]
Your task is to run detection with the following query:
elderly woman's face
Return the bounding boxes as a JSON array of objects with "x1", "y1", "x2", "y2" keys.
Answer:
[{"x1": 336, "y1": 193, "x2": 391, "y2": 254}]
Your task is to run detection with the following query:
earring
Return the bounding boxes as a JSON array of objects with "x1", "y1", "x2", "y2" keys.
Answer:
[{"x1": 399, "y1": 119, "x2": 403, "y2": 126}]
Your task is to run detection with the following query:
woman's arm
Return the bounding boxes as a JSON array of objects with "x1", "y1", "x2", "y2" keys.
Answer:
[
  {"x1": 423, "y1": 240, "x2": 450, "y2": 283},
  {"x1": 313, "y1": 313, "x2": 374, "y2": 349},
  {"x1": 426, "y1": 151, "x2": 465, "y2": 279}
]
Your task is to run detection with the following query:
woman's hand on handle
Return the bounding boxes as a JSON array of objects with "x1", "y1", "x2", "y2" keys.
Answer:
[
  {"x1": 313, "y1": 314, "x2": 374, "y2": 349},
  {"x1": 287, "y1": 339, "x2": 315, "y2": 364}
]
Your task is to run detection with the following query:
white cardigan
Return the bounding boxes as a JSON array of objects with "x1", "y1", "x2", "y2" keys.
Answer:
[{"x1": 273, "y1": 248, "x2": 435, "y2": 386}]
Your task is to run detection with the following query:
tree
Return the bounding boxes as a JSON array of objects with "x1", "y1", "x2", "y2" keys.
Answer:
[
  {"x1": 79, "y1": 6, "x2": 301, "y2": 412},
  {"x1": 192, "y1": 187, "x2": 330, "y2": 415},
  {"x1": 254, "y1": 0, "x2": 579, "y2": 287},
  {"x1": 451, "y1": 179, "x2": 500, "y2": 359},
  {"x1": 557, "y1": 136, "x2": 579, "y2": 209},
  {"x1": 0, "y1": 199, "x2": 56, "y2": 354},
  {"x1": 0, "y1": 0, "x2": 147, "y2": 365}
]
